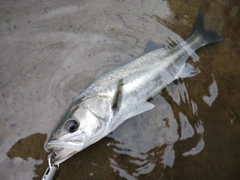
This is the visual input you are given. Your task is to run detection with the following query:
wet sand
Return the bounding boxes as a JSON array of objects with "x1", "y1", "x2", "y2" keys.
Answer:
[{"x1": 1, "y1": 0, "x2": 240, "y2": 179}]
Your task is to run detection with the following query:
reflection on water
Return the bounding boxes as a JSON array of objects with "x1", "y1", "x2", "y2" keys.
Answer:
[
  {"x1": 202, "y1": 74, "x2": 218, "y2": 106},
  {"x1": 107, "y1": 80, "x2": 205, "y2": 179},
  {"x1": 0, "y1": 0, "x2": 240, "y2": 179}
]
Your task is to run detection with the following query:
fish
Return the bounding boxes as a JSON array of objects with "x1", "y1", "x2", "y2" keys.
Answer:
[{"x1": 44, "y1": 11, "x2": 222, "y2": 165}]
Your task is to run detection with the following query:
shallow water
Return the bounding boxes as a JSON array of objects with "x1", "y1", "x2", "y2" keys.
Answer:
[{"x1": 1, "y1": 0, "x2": 240, "y2": 179}]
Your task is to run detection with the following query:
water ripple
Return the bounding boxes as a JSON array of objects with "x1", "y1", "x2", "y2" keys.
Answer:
[{"x1": 108, "y1": 79, "x2": 205, "y2": 178}]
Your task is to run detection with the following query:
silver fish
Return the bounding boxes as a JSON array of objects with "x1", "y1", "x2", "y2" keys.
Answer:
[{"x1": 45, "y1": 12, "x2": 222, "y2": 165}]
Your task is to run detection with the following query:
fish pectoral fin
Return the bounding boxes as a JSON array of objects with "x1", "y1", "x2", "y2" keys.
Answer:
[
  {"x1": 126, "y1": 102, "x2": 155, "y2": 120},
  {"x1": 112, "y1": 79, "x2": 124, "y2": 111},
  {"x1": 178, "y1": 62, "x2": 201, "y2": 78}
]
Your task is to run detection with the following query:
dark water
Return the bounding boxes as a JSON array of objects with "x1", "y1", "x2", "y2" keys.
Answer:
[{"x1": 1, "y1": 0, "x2": 240, "y2": 179}]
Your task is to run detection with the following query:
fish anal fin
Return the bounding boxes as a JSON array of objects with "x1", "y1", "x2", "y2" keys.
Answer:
[{"x1": 178, "y1": 62, "x2": 200, "y2": 79}]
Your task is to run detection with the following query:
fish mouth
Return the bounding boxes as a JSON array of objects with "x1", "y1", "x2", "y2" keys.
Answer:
[
  {"x1": 45, "y1": 140, "x2": 84, "y2": 165},
  {"x1": 50, "y1": 148, "x2": 77, "y2": 165}
]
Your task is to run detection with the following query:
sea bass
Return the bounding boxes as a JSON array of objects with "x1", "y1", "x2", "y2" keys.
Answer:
[{"x1": 45, "y1": 12, "x2": 222, "y2": 165}]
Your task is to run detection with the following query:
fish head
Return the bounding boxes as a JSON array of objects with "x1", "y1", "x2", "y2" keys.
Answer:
[{"x1": 44, "y1": 96, "x2": 111, "y2": 164}]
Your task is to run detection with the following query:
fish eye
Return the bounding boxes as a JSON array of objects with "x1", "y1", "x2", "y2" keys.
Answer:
[{"x1": 64, "y1": 118, "x2": 79, "y2": 133}]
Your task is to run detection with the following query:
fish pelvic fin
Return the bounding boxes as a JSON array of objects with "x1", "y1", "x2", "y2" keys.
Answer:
[
  {"x1": 194, "y1": 11, "x2": 223, "y2": 46},
  {"x1": 125, "y1": 102, "x2": 155, "y2": 120}
]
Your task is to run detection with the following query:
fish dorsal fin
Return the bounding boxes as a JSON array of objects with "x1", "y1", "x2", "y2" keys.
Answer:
[
  {"x1": 125, "y1": 102, "x2": 155, "y2": 120},
  {"x1": 142, "y1": 40, "x2": 164, "y2": 55}
]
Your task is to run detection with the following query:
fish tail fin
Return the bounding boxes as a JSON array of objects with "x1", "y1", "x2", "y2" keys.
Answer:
[{"x1": 194, "y1": 11, "x2": 223, "y2": 46}]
